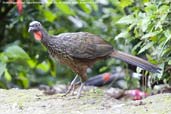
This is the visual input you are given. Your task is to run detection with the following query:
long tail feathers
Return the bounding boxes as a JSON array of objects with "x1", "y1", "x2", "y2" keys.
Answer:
[{"x1": 110, "y1": 50, "x2": 161, "y2": 73}]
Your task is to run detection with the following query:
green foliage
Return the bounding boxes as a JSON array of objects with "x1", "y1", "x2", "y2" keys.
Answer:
[
  {"x1": 4, "y1": 45, "x2": 30, "y2": 60},
  {"x1": 117, "y1": 0, "x2": 171, "y2": 83},
  {"x1": 0, "y1": 0, "x2": 170, "y2": 89}
]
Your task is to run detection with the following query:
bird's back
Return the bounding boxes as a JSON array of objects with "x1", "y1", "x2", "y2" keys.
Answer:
[{"x1": 46, "y1": 32, "x2": 113, "y2": 60}]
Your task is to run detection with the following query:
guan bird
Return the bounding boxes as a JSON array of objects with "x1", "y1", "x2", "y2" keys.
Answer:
[{"x1": 28, "y1": 21, "x2": 161, "y2": 98}]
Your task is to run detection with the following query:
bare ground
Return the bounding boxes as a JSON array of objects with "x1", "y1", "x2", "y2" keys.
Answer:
[{"x1": 0, "y1": 87, "x2": 170, "y2": 114}]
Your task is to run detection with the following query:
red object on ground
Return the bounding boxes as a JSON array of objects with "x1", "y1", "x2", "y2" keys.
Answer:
[
  {"x1": 17, "y1": 0, "x2": 23, "y2": 14},
  {"x1": 127, "y1": 89, "x2": 148, "y2": 100},
  {"x1": 102, "y1": 73, "x2": 111, "y2": 82},
  {"x1": 85, "y1": 71, "x2": 125, "y2": 86}
]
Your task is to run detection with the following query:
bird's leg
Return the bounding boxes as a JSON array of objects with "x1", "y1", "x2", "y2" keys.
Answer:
[
  {"x1": 64, "y1": 75, "x2": 79, "y2": 96},
  {"x1": 71, "y1": 81, "x2": 81, "y2": 95},
  {"x1": 77, "y1": 82, "x2": 85, "y2": 98}
]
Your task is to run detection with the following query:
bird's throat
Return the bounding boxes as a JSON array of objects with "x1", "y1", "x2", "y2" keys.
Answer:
[{"x1": 33, "y1": 31, "x2": 42, "y2": 41}]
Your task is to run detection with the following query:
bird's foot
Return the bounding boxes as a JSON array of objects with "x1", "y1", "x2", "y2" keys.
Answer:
[
  {"x1": 63, "y1": 75, "x2": 79, "y2": 96},
  {"x1": 63, "y1": 85, "x2": 73, "y2": 96},
  {"x1": 70, "y1": 81, "x2": 81, "y2": 95}
]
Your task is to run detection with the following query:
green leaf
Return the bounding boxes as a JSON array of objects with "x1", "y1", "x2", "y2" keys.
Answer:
[
  {"x1": 138, "y1": 42, "x2": 154, "y2": 54},
  {"x1": 77, "y1": 0, "x2": 91, "y2": 14},
  {"x1": 107, "y1": 59, "x2": 115, "y2": 66},
  {"x1": 36, "y1": 61, "x2": 50, "y2": 72},
  {"x1": 99, "y1": 66, "x2": 108, "y2": 72},
  {"x1": 168, "y1": 60, "x2": 171, "y2": 65},
  {"x1": 0, "y1": 62, "x2": 6, "y2": 76},
  {"x1": 140, "y1": 15, "x2": 150, "y2": 32},
  {"x1": 161, "y1": 47, "x2": 171, "y2": 56},
  {"x1": 132, "y1": 41, "x2": 143, "y2": 53},
  {"x1": 0, "y1": 53, "x2": 8, "y2": 63},
  {"x1": 44, "y1": 10, "x2": 56, "y2": 22},
  {"x1": 4, "y1": 69, "x2": 12, "y2": 82},
  {"x1": 143, "y1": 0, "x2": 149, "y2": 3},
  {"x1": 163, "y1": 30, "x2": 171, "y2": 43},
  {"x1": 4, "y1": 45, "x2": 30, "y2": 60},
  {"x1": 119, "y1": 0, "x2": 133, "y2": 8},
  {"x1": 159, "y1": 30, "x2": 171, "y2": 56},
  {"x1": 117, "y1": 15, "x2": 135, "y2": 24},
  {"x1": 18, "y1": 73, "x2": 29, "y2": 88},
  {"x1": 56, "y1": 1, "x2": 75, "y2": 15},
  {"x1": 146, "y1": 54, "x2": 158, "y2": 64},
  {"x1": 90, "y1": 1, "x2": 98, "y2": 11},
  {"x1": 115, "y1": 31, "x2": 129, "y2": 40},
  {"x1": 158, "y1": 5, "x2": 169, "y2": 14},
  {"x1": 45, "y1": 0, "x2": 54, "y2": 6},
  {"x1": 144, "y1": 3, "x2": 157, "y2": 14},
  {"x1": 141, "y1": 31, "x2": 161, "y2": 39},
  {"x1": 27, "y1": 59, "x2": 37, "y2": 68}
]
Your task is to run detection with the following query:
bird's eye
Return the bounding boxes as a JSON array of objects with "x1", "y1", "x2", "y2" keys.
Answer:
[{"x1": 36, "y1": 24, "x2": 39, "y2": 27}]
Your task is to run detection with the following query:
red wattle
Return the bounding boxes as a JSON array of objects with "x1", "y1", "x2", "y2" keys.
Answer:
[{"x1": 33, "y1": 31, "x2": 42, "y2": 41}]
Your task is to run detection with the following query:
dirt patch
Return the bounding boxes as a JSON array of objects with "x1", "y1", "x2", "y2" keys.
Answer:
[{"x1": 0, "y1": 88, "x2": 170, "y2": 114}]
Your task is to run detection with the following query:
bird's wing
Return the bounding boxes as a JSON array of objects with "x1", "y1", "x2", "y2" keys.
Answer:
[{"x1": 55, "y1": 32, "x2": 113, "y2": 59}]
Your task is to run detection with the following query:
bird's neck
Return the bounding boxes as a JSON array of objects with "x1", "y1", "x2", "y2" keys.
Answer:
[
  {"x1": 40, "y1": 29, "x2": 51, "y2": 46},
  {"x1": 40, "y1": 30, "x2": 50, "y2": 44}
]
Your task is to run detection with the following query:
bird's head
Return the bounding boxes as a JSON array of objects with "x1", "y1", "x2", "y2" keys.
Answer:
[{"x1": 28, "y1": 21, "x2": 44, "y2": 41}]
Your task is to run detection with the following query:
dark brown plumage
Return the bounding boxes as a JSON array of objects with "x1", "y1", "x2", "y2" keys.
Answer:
[{"x1": 28, "y1": 21, "x2": 161, "y2": 98}]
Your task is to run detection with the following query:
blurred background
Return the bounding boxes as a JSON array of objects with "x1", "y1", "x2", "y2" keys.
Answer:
[{"x1": 0, "y1": 0, "x2": 170, "y2": 90}]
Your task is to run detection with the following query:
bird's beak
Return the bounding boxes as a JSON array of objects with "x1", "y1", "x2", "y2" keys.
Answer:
[{"x1": 28, "y1": 26, "x2": 35, "y2": 32}]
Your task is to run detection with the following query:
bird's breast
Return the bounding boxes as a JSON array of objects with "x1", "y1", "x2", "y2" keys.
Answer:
[{"x1": 48, "y1": 47, "x2": 74, "y2": 65}]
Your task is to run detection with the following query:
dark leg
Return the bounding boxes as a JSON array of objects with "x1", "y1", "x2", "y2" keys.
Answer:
[{"x1": 64, "y1": 75, "x2": 79, "y2": 96}]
